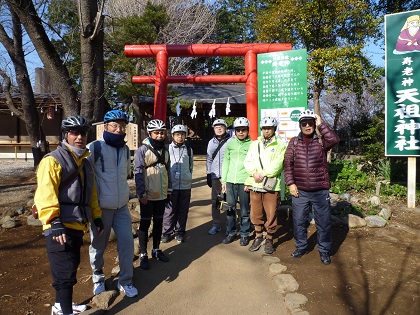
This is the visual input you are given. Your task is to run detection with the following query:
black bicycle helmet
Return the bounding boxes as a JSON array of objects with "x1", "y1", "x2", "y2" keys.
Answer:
[
  {"x1": 61, "y1": 115, "x2": 90, "y2": 132},
  {"x1": 104, "y1": 110, "x2": 129, "y2": 124}
]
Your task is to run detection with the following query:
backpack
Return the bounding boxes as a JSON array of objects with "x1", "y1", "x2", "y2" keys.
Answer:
[{"x1": 91, "y1": 140, "x2": 130, "y2": 172}]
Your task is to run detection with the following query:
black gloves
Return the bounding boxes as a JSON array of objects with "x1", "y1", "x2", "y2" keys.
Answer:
[
  {"x1": 51, "y1": 220, "x2": 65, "y2": 237},
  {"x1": 94, "y1": 218, "x2": 104, "y2": 236},
  {"x1": 207, "y1": 174, "x2": 212, "y2": 188}
]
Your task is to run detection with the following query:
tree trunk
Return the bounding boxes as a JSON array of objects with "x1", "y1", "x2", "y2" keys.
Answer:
[
  {"x1": 8, "y1": 0, "x2": 81, "y2": 117},
  {"x1": 78, "y1": 0, "x2": 105, "y2": 124}
]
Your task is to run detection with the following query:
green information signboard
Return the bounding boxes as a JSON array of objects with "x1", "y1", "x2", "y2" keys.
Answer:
[
  {"x1": 385, "y1": 10, "x2": 420, "y2": 156},
  {"x1": 257, "y1": 49, "x2": 307, "y2": 142}
]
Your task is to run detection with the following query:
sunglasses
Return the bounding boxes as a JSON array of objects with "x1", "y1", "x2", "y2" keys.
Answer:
[
  {"x1": 68, "y1": 130, "x2": 88, "y2": 136},
  {"x1": 300, "y1": 121, "x2": 314, "y2": 127},
  {"x1": 235, "y1": 128, "x2": 248, "y2": 133},
  {"x1": 152, "y1": 131, "x2": 166, "y2": 135}
]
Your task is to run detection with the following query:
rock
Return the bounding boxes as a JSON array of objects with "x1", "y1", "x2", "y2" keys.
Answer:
[
  {"x1": 369, "y1": 196, "x2": 381, "y2": 205},
  {"x1": 16, "y1": 206, "x2": 25, "y2": 215},
  {"x1": 111, "y1": 265, "x2": 120, "y2": 276},
  {"x1": 27, "y1": 215, "x2": 43, "y2": 226},
  {"x1": 262, "y1": 256, "x2": 280, "y2": 264},
  {"x1": 109, "y1": 228, "x2": 116, "y2": 242},
  {"x1": 2, "y1": 218, "x2": 18, "y2": 229},
  {"x1": 291, "y1": 311, "x2": 310, "y2": 315},
  {"x1": 1, "y1": 209, "x2": 16, "y2": 219},
  {"x1": 134, "y1": 238, "x2": 140, "y2": 257},
  {"x1": 365, "y1": 215, "x2": 387, "y2": 228},
  {"x1": 127, "y1": 198, "x2": 139, "y2": 211},
  {"x1": 329, "y1": 193, "x2": 339, "y2": 201},
  {"x1": 269, "y1": 263, "x2": 287, "y2": 276},
  {"x1": 129, "y1": 209, "x2": 140, "y2": 221},
  {"x1": 379, "y1": 208, "x2": 392, "y2": 221},
  {"x1": 285, "y1": 293, "x2": 308, "y2": 310},
  {"x1": 348, "y1": 214, "x2": 366, "y2": 228},
  {"x1": 272, "y1": 274, "x2": 299, "y2": 295},
  {"x1": 339, "y1": 193, "x2": 351, "y2": 201},
  {"x1": 91, "y1": 290, "x2": 119, "y2": 309},
  {"x1": 27, "y1": 200, "x2": 34, "y2": 207}
]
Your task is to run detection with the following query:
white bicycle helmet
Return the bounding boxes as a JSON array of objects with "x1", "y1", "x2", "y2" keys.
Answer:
[
  {"x1": 233, "y1": 117, "x2": 250, "y2": 128},
  {"x1": 259, "y1": 116, "x2": 277, "y2": 129},
  {"x1": 147, "y1": 119, "x2": 166, "y2": 132},
  {"x1": 171, "y1": 124, "x2": 187, "y2": 134},
  {"x1": 212, "y1": 118, "x2": 227, "y2": 128},
  {"x1": 298, "y1": 109, "x2": 316, "y2": 122}
]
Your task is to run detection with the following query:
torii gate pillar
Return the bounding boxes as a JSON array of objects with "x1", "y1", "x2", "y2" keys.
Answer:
[{"x1": 125, "y1": 44, "x2": 292, "y2": 139}]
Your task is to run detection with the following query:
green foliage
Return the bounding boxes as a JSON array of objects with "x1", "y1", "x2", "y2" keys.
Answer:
[
  {"x1": 330, "y1": 160, "x2": 375, "y2": 194},
  {"x1": 358, "y1": 113, "x2": 385, "y2": 164}
]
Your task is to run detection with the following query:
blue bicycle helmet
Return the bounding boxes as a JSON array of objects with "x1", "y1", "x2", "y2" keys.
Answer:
[{"x1": 104, "y1": 110, "x2": 129, "y2": 124}]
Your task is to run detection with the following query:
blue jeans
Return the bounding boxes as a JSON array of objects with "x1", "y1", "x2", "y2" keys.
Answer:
[
  {"x1": 292, "y1": 189, "x2": 332, "y2": 253},
  {"x1": 225, "y1": 183, "x2": 250, "y2": 237}
]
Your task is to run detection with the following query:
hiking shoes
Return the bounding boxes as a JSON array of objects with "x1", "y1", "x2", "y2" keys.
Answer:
[
  {"x1": 291, "y1": 249, "x2": 308, "y2": 258},
  {"x1": 248, "y1": 237, "x2": 264, "y2": 252},
  {"x1": 152, "y1": 249, "x2": 169, "y2": 262},
  {"x1": 175, "y1": 233, "x2": 185, "y2": 243},
  {"x1": 51, "y1": 302, "x2": 87, "y2": 315},
  {"x1": 264, "y1": 239, "x2": 274, "y2": 254},
  {"x1": 118, "y1": 282, "x2": 138, "y2": 298},
  {"x1": 239, "y1": 236, "x2": 249, "y2": 246},
  {"x1": 161, "y1": 234, "x2": 171, "y2": 243},
  {"x1": 320, "y1": 252, "x2": 331, "y2": 265},
  {"x1": 140, "y1": 254, "x2": 150, "y2": 270},
  {"x1": 93, "y1": 281, "x2": 106, "y2": 295},
  {"x1": 208, "y1": 226, "x2": 221, "y2": 235},
  {"x1": 222, "y1": 235, "x2": 236, "y2": 244}
]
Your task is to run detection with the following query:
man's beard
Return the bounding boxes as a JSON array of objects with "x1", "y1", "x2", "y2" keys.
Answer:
[{"x1": 408, "y1": 25, "x2": 419, "y2": 36}]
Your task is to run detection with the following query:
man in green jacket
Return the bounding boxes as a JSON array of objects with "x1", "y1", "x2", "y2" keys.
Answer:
[
  {"x1": 221, "y1": 117, "x2": 252, "y2": 246},
  {"x1": 244, "y1": 117, "x2": 287, "y2": 254}
]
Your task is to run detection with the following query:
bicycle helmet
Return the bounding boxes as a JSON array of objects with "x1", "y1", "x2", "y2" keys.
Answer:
[
  {"x1": 298, "y1": 109, "x2": 316, "y2": 122},
  {"x1": 171, "y1": 124, "x2": 188, "y2": 134},
  {"x1": 259, "y1": 116, "x2": 277, "y2": 129},
  {"x1": 212, "y1": 118, "x2": 227, "y2": 128},
  {"x1": 147, "y1": 119, "x2": 166, "y2": 132},
  {"x1": 61, "y1": 115, "x2": 89, "y2": 132},
  {"x1": 233, "y1": 117, "x2": 250, "y2": 128},
  {"x1": 104, "y1": 109, "x2": 129, "y2": 124}
]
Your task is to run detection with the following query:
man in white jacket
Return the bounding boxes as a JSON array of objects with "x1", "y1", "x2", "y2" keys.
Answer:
[{"x1": 87, "y1": 110, "x2": 138, "y2": 298}]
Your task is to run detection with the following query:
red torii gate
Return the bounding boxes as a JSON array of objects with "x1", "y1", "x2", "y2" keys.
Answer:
[{"x1": 124, "y1": 43, "x2": 292, "y2": 139}]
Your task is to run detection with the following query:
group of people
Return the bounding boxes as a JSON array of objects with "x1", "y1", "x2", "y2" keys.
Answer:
[
  {"x1": 206, "y1": 111, "x2": 339, "y2": 264},
  {"x1": 34, "y1": 108, "x2": 339, "y2": 315}
]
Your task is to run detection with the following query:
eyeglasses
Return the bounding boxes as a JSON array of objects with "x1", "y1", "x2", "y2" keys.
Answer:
[
  {"x1": 235, "y1": 128, "x2": 248, "y2": 133},
  {"x1": 300, "y1": 121, "x2": 314, "y2": 127},
  {"x1": 68, "y1": 130, "x2": 88, "y2": 137},
  {"x1": 107, "y1": 123, "x2": 126, "y2": 131},
  {"x1": 152, "y1": 131, "x2": 166, "y2": 135}
]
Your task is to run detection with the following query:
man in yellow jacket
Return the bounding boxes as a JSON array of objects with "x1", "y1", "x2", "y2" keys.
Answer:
[{"x1": 34, "y1": 115, "x2": 103, "y2": 315}]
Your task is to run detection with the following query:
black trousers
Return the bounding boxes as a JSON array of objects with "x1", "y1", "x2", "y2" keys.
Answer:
[
  {"x1": 46, "y1": 229, "x2": 83, "y2": 315},
  {"x1": 138, "y1": 200, "x2": 165, "y2": 253},
  {"x1": 163, "y1": 189, "x2": 192, "y2": 235}
]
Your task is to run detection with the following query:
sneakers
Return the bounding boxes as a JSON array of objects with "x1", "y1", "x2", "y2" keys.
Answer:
[
  {"x1": 93, "y1": 281, "x2": 105, "y2": 295},
  {"x1": 161, "y1": 234, "x2": 171, "y2": 243},
  {"x1": 248, "y1": 237, "x2": 264, "y2": 252},
  {"x1": 222, "y1": 235, "x2": 236, "y2": 244},
  {"x1": 208, "y1": 226, "x2": 221, "y2": 235},
  {"x1": 152, "y1": 249, "x2": 169, "y2": 262},
  {"x1": 264, "y1": 239, "x2": 274, "y2": 254},
  {"x1": 175, "y1": 233, "x2": 185, "y2": 243},
  {"x1": 118, "y1": 282, "x2": 138, "y2": 298},
  {"x1": 291, "y1": 249, "x2": 309, "y2": 258},
  {"x1": 320, "y1": 252, "x2": 331, "y2": 265},
  {"x1": 51, "y1": 302, "x2": 87, "y2": 315},
  {"x1": 140, "y1": 254, "x2": 150, "y2": 270},
  {"x1": 239, "y1": 236, "x2": 249, "y2": 246}
]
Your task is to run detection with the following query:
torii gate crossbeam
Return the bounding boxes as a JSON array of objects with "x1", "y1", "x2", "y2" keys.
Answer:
[{"x1": 124, "y1": 43, "x2": 292, "y2": 139}]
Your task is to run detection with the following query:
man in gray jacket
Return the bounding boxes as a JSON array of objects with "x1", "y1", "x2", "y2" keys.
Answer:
[
  {"x1": 162, "y1": 125, "x2": 193, "y2": 243},
  {"x1": 87, "y1": 110, "x2": 138, "y2": 298},
  {"x1": 206, "y1": 119, "x2": 230, "y2": 235}
]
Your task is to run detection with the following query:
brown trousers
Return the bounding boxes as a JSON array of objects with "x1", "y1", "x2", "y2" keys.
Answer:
[{"x1": 250, "y1": 190, "x2": 279, "y2": 239}]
